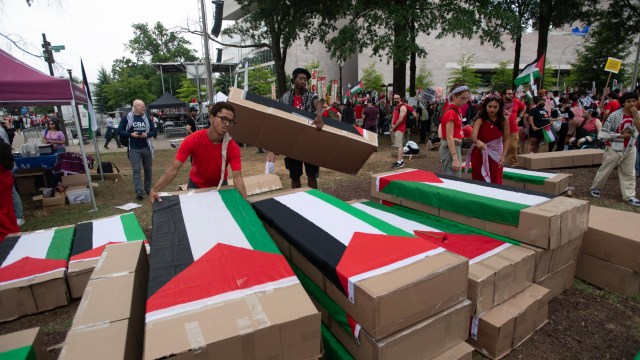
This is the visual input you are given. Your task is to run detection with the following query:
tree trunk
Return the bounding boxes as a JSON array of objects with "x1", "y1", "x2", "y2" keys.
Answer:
[
  {"x1": 536, "y1": 0, "x2": 553, "y2": 88},
  {"x1": 512, "y1": 35, "x2": 522, "y2": 89},
  {"x1": 270, "y1": 32, "x2": 288, "y2": 98},
  {"x1": 409, "y1": 18, "x2": 417, "y2": 96},
  {"x1": 392, "y1": 16, "x2": 408, "y2": 97}
]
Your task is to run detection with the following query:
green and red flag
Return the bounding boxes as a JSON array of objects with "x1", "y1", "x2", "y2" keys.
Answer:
[
  {"x1": 71, "y1": 213, "x2": 146, "y2": 263},
  {"x1": 514, "y1": 54, "x2": 545, "y2": 86}
]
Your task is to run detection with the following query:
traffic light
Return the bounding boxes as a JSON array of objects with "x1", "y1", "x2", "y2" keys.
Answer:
[
  {"x1": 41, "y1": 40, "x2": 54, "y2": 64},
  {"x1": 210, "y1": 0, "x2": 224, "y2": 38}
]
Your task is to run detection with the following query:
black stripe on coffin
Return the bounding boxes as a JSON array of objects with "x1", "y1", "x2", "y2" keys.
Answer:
[
  {"x1": 252, "y1": 198, "x2": 346, "y2": 292},
  {"x1": 0, "y1": 235, "x2": 20, "y2": 266},
  {"x1": 147, "y1": 196, "x2": 195, "y2": 299},
  {"x1": 436, "y1": 173, "x2": 554, "y2": 199},
  {"x1": 71, "y1": 222, "x2": 94, "y2": 256},
  {"x1": 244, "y1": 92, "x2": 361, "y2": 137}
]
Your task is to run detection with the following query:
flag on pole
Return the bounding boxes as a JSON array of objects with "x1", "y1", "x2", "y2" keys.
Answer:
[
  {"x1": 350, "y1": 81, "x2": 364, "y2": 94},
  {"x1": 80, "y1": 60, "x2": 98, "y2": 135},
  {"x1": 514, "y1": 54, "x2": 545, "y2": 86},
  {"x1": 542, "y1": 125, "x2": 556, "y2": 143}
]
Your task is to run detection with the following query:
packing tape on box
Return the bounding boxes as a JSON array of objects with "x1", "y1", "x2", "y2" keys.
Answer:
[
  {"x1": 184, "y1": 321, "x2": 207, "y2": 353},
  {"x1": 241, "y1": 294, "x2": 271, "y2": 333},
  {"x1": 470, "y1": 316, "x2": 480, "y2": 340}
]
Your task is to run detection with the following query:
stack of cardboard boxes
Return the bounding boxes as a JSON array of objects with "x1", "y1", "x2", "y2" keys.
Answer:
[
  {"x1": 60, "y1": 241, "x2": 148, "y2": 359},
  {"x1": 576, "y1": 206, "x2": 640, "y2": 296},
  {"x1": 32, "y1": 174, "x2": 98, "y2": 209},
  {"x1": 517, "y1": 149, "x2": 604, "y2": 170}
]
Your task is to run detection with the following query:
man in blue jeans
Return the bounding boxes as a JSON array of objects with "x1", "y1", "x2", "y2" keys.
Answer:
[{"x1": 118, "y1": 99, "x2": 157, "y2": 200}]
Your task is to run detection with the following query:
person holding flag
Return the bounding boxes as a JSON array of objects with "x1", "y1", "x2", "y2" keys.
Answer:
[{"x1": 527, "y1": 96, "x2": 552, "y2": 153}]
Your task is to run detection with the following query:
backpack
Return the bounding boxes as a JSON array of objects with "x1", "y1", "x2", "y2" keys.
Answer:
[
  {"x1": 100, "y1": 161, "x2": 120, "y2": 174},
  {"x1": 403, "y1": 141, "x2": 420, "y2": 154},
  {"x1": 405, "y1": 110, "x2": 416, "y2": 129}
]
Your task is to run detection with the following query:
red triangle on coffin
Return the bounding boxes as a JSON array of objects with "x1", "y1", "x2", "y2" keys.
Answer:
[
  {"x1": 146, "y1": 243, "x2": 294, "y2": 314},
  {"x1": 414, "y1": 231, "x2": 505, "y2": 261},
  {"x1": 70, "y1": 242, "x2": 121, "y2": 262},
  {"x1": 0, "y1": 257, "x2": 67, "y2": 284},
  {"x1": 378, "y1": 169, "x2": 443, "y2": 191},
  {"x1": 354, "y1": 126, "x2": 364, "y2": 136},
  {"x1": 335, "y1": 232, "x2": 440, "y2": 296}
]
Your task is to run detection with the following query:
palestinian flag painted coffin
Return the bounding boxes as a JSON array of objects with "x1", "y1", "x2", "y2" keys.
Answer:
[
  {"x1": 144, "y1": 189, "x2": 320, "y2": 360},
  {"x1": 0, "y1": 328, "x2": 48, "y2": 360},
  {"x1": 462, "y1": 165, "x2": 571, "y2": 195},
  {"x1": 372, "y1": 169, "x2": 589, "y2": 249},
  {"x1": 353, "y1": 201, "x2": 535, "y2": 315},
  {"x1": 68, "y1": 213, "x2": 147, "y2": 299},
  {"x1": 293, "y1": 260, "x2": 471, "y2": 360},
  {"x1": 0, "y1": 226, "x2": 75, "y2": 321},
  {"x1": 251, "y1": 188, "x2": 468, "y2": 340}
]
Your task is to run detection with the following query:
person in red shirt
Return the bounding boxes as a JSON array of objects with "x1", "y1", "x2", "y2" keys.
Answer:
[
  {"x1": 0, "y1": 141, "x2": 20, "y2": 241},
  {"x1": 468, "y1": 95, "x2": 510, "y2": 184},
  {"x1": 391, "y1": 94, "x2": 408, "y2": 168},
  {"x1": 439, "y1": 83, "x2": 470, "y2": 176},
  {"x1": 602, "y1": 92, "x2": 621, "y2": 122},
  {"x1": 354, "y1": 100, "x2": 364, "y2": 126},
  {"x1": 501, "y1": 88, "x2": 526, "y2": 166},
  {"x1": 149, "y1": 102, "x2": 247, "y2": 202}
]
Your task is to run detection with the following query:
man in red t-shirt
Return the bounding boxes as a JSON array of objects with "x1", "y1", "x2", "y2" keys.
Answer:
[
  {"x1": 602, "y1": 92, "x2": 621, "y2": 122},
  {"x1": 354, "y1": 100, "x2": 364, "y2": 126},
  {"x1": 502, "y1": 89, "x2": 527, "y2": 166},
  {"x1": 149, "y1": 102, "x2": 247, "y2": 202},
  {"x1": 391, "y1": 94, "x2": 408, "y2": 168}
]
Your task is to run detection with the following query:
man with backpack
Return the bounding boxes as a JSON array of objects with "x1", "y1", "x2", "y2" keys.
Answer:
[{"x1": 118, "y1": 99, "x2": 157, "y2": 201}]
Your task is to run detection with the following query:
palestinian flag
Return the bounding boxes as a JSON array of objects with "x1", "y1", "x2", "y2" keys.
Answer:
[
  {"x1": 352, "y1": 201, "x2": 516, "y2": 264},
  {"x1": 0, "y1": 227, "x2": 75, "y2": 286},
  {"x1": 350, "y1": 81, "x2": 364, "y2": 94},
  {"x1": 514, "y1": 54, "x2": 545, "y2": 86},
  {"x1": 146, "y1": 189, "x2": 298, "y2": 322},
  {"x1": 542, "y1": 124, "x2": 556, "y2": 143},
  {"x1": 374, "y1": 170, "x2": 550, "y2": 226},
  {"x1": 252, "y1": 189, "x2": 445, "y2": 303},
  {"x1": 465, "y1": 166, "x2": 555, "y2": 185},
  {"x1": 80, "y1": 59, "x2": 98, "y2": 135},
  {"x1": 71, "y1": 213, "x2": 146, "y2": 263}
]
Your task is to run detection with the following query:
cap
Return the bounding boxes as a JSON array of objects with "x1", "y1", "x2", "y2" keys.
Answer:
[
  {"x1": 189, "y1": 107, "x2": 198, "y2": 112},
  {"x1": 292, "y1": 68, "x2": 312, "y2": 80}
]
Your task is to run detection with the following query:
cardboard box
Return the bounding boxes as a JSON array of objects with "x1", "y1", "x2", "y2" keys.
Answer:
[
  {"x1": 432, "y1": 341, "x2": 474, "y2": 360},
  {"x1": 536, "y1": 261, "x2": 576, "y2": 299},
  {"x1": 228, "y1": 173, "x2": 283, "y2": 196},
  {"x1": 468, "y1": 284, "x2": 550, "y2": 359},
  {"x1": 32, "y1": 189, "x2": 66, "y2": 209},
  {"x1": 576, "y1": 253, "x2": 640, "y2": 297},
  {"x1": 13, "y1": 169, "x2": 47, "y2": 194},
  {"x1": 228, "y1": 88, "x2": 378, "y2": 174},
  {"x1": 581, "y1": 206, "x2": 640, "y2": 273},
  {"x1": 523, "y1": 235, "x2": 583, "y2": 282},
  {"x1": 0, "y1": 269, "x2": 68, "y2": 322},
  {"x1": 324, "y1": 299, "x2": 471, "y2": 360},
  {"x1": 0, "y1": 327, "x2": 48, "y2": 360},
  {"x1": 63, "y1": 241, "x2": 149, "y2": 360},
  {"x1": 372, "y1": 170, "x2": 589, "y2": 249},
  {"x1": 517, "y1": 149, "x2": 604, "y2": 170},
  {"x1": 462, "y1": 168, "x2": 570, "y2": 195}
]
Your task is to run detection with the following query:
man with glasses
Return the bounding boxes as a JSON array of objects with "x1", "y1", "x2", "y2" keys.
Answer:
[
  {"x1": 119, "y1": 99, "x2": 157, "y2": 200},
  {"x1": 501, "y1": 88, "x2": 527, "y2": 166},
  {"x1": 149, "y1": 102, "x2": 246, "y2": 203}
]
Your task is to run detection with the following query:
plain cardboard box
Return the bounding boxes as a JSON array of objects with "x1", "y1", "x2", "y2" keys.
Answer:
[
  {"x1": 523, "y1": 235, "x2": 583, "y2": 282},
  {"x1": 262, "y1": 219, "x2": 469, "y2": 340},
  {"x1": 32, "y1": 189, "x2": 66, "y2": 209},
  {"x1": 523, "y1": 173, "x2": 571, "y2": 195},
  {"x1": 324, "y1": 299, "x2": 471, "y2": 360},
  {"x1": 228, "y1": 88, "x2": 378, "y2": 174},
  {"x1": 468, "y1": 284, "x2": 550, "y2": 359},
  {"x1": 576, "y1": 253, "x2": 640, "y2": 297},
  {"x1": 228, "y1": 173, "x2": 283, "y2": 196},
  {"x1": 581, "y1": 206, "x2": 640, "y2": 272},
  {"x1": 13, "y1": 169, "x2": 47, "y2": 194},
  {"x1": 61, "y1": 319, "x2": 140, "y2": 360},
  {"x1": 0, "y1": 327, "x2": 48, "y2": 360},
  {"x1": 432, "y1": 341, "x2": 474, "y2": 360},
  {"x1": 517, "y1": 149, "x2": 603, "y2": 170},
  {"x1": 67, "y1": 258, "x2": 99, "y2": 300},
  {"x1": 536, "y1": 261, "x2": 576, "y2": 299}
]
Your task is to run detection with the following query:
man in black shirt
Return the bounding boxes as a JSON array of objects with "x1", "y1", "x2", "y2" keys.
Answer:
[
  {"x1": 186, "y1": 107, "x2": 198, "y2": 135},
  {"x1": 549, "y1": 98, "x2": 574, "y2": 151},
  {"x1": 527, "y1": 96, "x2": 551, "y2": 153}
]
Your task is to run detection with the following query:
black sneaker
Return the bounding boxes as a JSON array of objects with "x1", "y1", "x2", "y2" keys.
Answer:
[
  {"x1": 628, "y1": 197, "x2": 640, "y2": 206},
  {"x1": 590, "y1": 189, "x2": 601, "y2": 198},
  {"x1": 136, "y1": 194, "x2": 144, "y2": 201},
  {"x1": 392, "y1": 160, "x2": 405, "y2": 169}
]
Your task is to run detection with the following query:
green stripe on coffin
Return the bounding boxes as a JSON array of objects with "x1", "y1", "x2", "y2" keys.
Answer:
[
  {"x1": 0, "y1": 346, "x2": 35, "y2": 360},
  {"x1": 377, "y1": 170, "x2": 550, "y2": 226},
  {"x1": 467, "y1": 166, "x2": 551, "y2": 185}
]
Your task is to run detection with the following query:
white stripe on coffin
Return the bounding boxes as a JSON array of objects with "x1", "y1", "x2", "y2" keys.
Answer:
[
  {"x1": 2, "y1": 229, "x2": 57, "y2": 267},
  {"x1": 433, "y1": 178, "x2": 548, "y2": 206},
  {"x1": 146, "y1": 276, "x2": 299, "y2": 322},
  {"x1": 90, "y1": 215, "x2": 128, "y2": 249},
  {"x1": 179, "y1": 191, "x2": 252, "y2": 260}
]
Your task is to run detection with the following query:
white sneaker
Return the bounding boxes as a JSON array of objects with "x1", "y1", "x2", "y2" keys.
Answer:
[
  {"x1": 628, "y1": 197, "x2": 640, "y2": 207},
  {"x1": 16, "y1": 218, "x2": 25, "y2": 226}
]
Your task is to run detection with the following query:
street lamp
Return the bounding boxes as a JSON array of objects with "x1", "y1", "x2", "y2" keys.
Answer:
[
  {"x1": 557, "y1": 44, "x2": 580, "y2": 90},
  {"x1": 337, "y1": 59, "x2": 343, "y2": 104}
]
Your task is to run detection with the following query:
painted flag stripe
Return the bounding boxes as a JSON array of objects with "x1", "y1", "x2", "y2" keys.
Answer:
[
  {"x1": 91, "y1": 216, "x2": 128, "y2": 249},
  {"x1": 147, "y1": 195, "x2": 194, "y2": 298},
  {"x1": 321, "y1": 323, "x2": 355, "y2": 360},
  {"x1": 1, "y1": 228, "x2": 72, "y2": 267},
  {"x1": 120, "y1": 213, "x2": 146, "y2": 241},
  {"x1": 0, "y1": 235, "x2": 20, "y2": 266},
  {"x1": 71, "y1": 214, "x2": 146, "y2": 260},
  {"x1": 467, "y1": 167, "x2": 552, "y2": 185},
  {"x1": 0, "y1": 345, "x2": 36, "y2": 360},
  {"x1": 46, "y1": 227, "x2": 74, "y2": 260},
  {"x1": 71, "y1": 222, "x2": 94, "y2": 257}
]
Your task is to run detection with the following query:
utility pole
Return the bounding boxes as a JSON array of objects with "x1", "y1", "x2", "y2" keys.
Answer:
[
  {"x1": 199, "y1": 0, "x2": 214, "y2": 104},
  {"x1": 42, "y1": 33, "x2": 69, "y2": 145}
]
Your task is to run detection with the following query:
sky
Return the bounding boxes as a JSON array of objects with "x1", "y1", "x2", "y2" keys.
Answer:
[{"x1": 0, "y1": 0, "x2": 223, "y2": 83}]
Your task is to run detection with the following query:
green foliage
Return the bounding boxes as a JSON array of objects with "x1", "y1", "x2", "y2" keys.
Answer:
[
  {"x1": 491, "y1": 61, "x2": 513, "y2": 92},
  {"x1": 237, "y1": 66, "x2": 276, "y2": 97},
  {"x1": 415, "y1": 65, "x2": 434, "y2": 90},
  {"x1": 175, "y1": 79, "x2": 206, "y2": 103},
  {"x1": 542, "y1": 62, "x2": 557, "y2": 90},
  {"x1": 360, "y1": 63, "x2": 385, "y2": 92},
  {"x1": 102, "y1": 76, "x2": 155, "y2": 109},
  {"x1": 214, "y1": 73, "x2": 234, "y2": 96},
  {"x1": 127, "y1": 22, "x2": 198, "y2": 63},
  {"x1": 447, "y1": 54, "x2": 482, "y2": 90},
  {"x1": 93, "y1": 67, "x2": 114, "y2": 113}
]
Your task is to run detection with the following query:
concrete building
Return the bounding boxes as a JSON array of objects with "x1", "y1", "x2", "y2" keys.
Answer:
[{"x1": 221, "y1": 2, "x2": 624, "y2": 95}]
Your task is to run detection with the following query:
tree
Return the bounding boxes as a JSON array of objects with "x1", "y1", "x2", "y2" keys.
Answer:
[
  {"x1": 237, "y1": 66, "x2": 276, "y2": 97},
  {"x1": 93, "y1": 67, "x2": 114, "y2": 113},
  {"x1": 491, "y1": 61, "x2": 513, "y2": 92},
  {"x1": 447, "y1": 54, "x2": 482, "y2": 90},
  {"x1": 214, "y1": 73, "x2": 234, "y2": 96},
  {"x1": 415, "y1": 65, "x2": 434, "y2": 91},
  {"x1": 127, "y1": 22, "x2": 198, "y2": 63},
  {"x1": 175, "y1": 79, "x2": 206, "y2": 102},
  {"x1": 102, "y1": 76, "x2": 154, "y2": 109},
  {"x1": 359, "y1": 63, "x2": 385, "y2": 93}
]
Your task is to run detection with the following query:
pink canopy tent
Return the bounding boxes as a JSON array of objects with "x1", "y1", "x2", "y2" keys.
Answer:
[{"x1": 0, "y1": 49, "x2": 87, "y2": 106}]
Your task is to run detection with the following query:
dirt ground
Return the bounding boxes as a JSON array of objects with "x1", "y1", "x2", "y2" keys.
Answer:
[{"x1": 2, "y1": 132, "x2": 639, "y2": 359}]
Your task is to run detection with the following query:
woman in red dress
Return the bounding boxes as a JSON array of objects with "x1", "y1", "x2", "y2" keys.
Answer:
[
  {"x1": 467, "y1": 95, "x2": 510, "y2": 184},
  {"x1": 0, "y1": 141, "x2": 20, "y2": 241}
]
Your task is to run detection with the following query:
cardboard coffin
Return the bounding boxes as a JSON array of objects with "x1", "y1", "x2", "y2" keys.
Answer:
[
  {"x1": 516, "y1": 149, "x2": 603, "y2": 170},
  {"x1": 0, "y1": 225, "x2": 75, "y2": 322},
  {"x1": 228, "y1": 173, "x2": 283, "y2": 197},
  {"x1": 462, "y1": 166, "x2": 571, "y2": 195},
  {"x1": 522, "y1": 235, "x2": 582, "y2": 282},
  {"x1": 67, "y1": 213, "x2": 147, "y2": 299},
  {"x1": 536, "y1": 261, "x2": 576, "y2": 299},
  {"x1": 61, "y1": 241, "x2": 149, "y2": 360},
  {"x1": 432, "y1": 341, "x2": 474, "y2": 360},
  {"x1": 350, "y1": 201, "x2": 535, "y2": 315},
  {"x1": 576, "y1": 253, "x2": 640, "y2": 297},
  {"x1": 468, "y1": 284, "x2": 550, "y2": 360},
  {"x1": 0, "y1": 327, "x2": 48, "y2": 360},
  {"x1": 144, "y1": 188, "x2": 321, "y2": 360},
  {"x1": 227, "y1": 87, "x2": 378, "y2": 174},
  {"x1": 371, "y1": 169, "x2": 589, "y2": 249},
  {"x1": 581, "y1": 206, "x2": 640, "y2": 273},
  {"x1": 251, "y1": 188, "x2": 469, "y2": 339}
]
